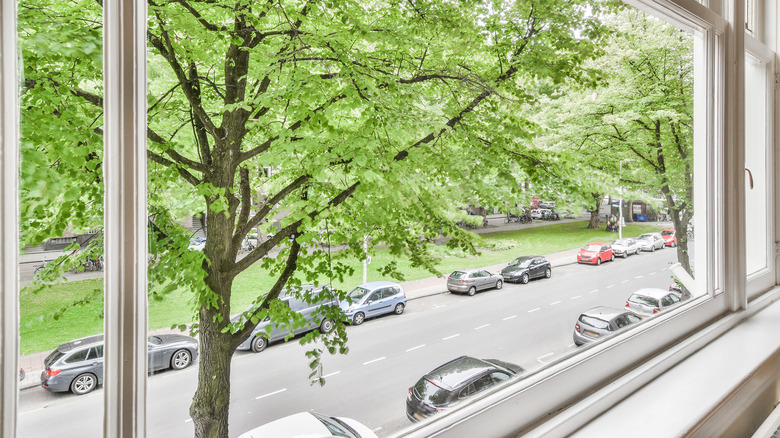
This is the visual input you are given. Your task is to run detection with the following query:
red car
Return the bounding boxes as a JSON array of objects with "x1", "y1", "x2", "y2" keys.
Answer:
[
  {"x1": 577, "y1": 242, "x2": 615, "y2": 266},
  {"x1": 660, "y1": 229, "x2": 677, "y2": 247}
]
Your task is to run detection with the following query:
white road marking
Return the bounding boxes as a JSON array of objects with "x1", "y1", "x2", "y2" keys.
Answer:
[
  {"x1": 649, "y1": 272, "x2": 657, "y2": 276},
  {"x1": 373, "y1": 427, "x2": 383, "y2": 432},
  {"x1": 661, "y1": 267, "x2": 668, "y2": 271},
  {"x1": 322, "y1": 371, "x2": 341, "y2": 378},
  {"x1": 571, "y1": 295, "x2": 581, "y2": 300},
  {"x1": 606, "y1": 284, "x2": 615, "y2": 289},
  {"x1": 621, "y1": 279, "x2": 629, "y2": 283},
  {"x1": 185, "y1": 419, "x2": 192, "y2": 423},
  {"x1": 635, "y1": 275, "x2": 644, "y2": 279},
  {"x1": 433, "y1": 304, "x2": 447, "y2": 309},
  {"x1": 474, "y1": 324, "x2": 491, "y2": 330},
  {"x1": 528, "y1": 308, "x2": 541, "y2": 313},
  {"x1": 502, "y1": 315, "x2": 517, "y2": 321},
  {"x1": 537, "y1": 352, "x2": 555, "y2": 363},
  {"x1": 589, "y1": 289, "x2": 599, "y2": 294},
  {"x1": 406, "y1": 344, "x2": 426, "y2": 352},
  {"x1": 363, "y1": 357, "x2": 386, "y2": 365},
  {"x1": 442, "y1": 334, "x2": 460, "y2": 341},
  {"x1": 256, "y1": 388, "x2": 287, "y2": 400},
  {"x1": 550, "y1": 301, "x2": 562, "y2": 306}
]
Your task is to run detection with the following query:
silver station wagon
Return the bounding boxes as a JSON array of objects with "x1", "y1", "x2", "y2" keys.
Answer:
[
  {"x1": 573, "y1": 306, "x2": 643, "y2": 346},
  {"x1": 446, "y1": 268, "x2": 503, "y2": 296}
]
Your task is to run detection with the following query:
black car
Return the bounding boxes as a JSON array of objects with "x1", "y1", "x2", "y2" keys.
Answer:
[
  {"x1": 406, "y1": 356, "x2": 524, "y2": 422},
  {"x1": 500, "y1": 256, "x2": 551, "y2": 284}
]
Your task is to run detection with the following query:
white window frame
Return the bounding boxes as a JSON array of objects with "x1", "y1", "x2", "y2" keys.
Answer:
[
  {"x1": 1, "y1": 0, "x2": 777, "y2": 437},
  {"x1": 744, "y1": 35, "x2": 776, "y2": 297}
]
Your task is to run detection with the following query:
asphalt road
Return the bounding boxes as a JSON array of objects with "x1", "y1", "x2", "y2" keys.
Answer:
[{"x1": 18, "y1": 248, "x2": 680, "y2": 437}]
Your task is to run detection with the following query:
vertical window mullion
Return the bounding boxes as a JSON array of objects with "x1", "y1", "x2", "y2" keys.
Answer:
[
  {"x1": 103, "y1": 0, "x2": 148, "y2": 436},
  {"x1": 0, "y1": 0, "x2": 19, "y2": 436}
]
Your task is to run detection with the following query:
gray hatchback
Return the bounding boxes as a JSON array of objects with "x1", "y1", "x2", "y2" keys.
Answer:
[
  {"x1": 236, "y1": 285, "x2": 337, "y2": 353},
  {"x1": 41, "y1": 333, "x2": 198, "y2": 395},
  {"x1": 446, "y1": 269, "x2": 503, "y2": 296},
  {"x1": 573, "y1": 307, "x2": 643, "y2": 346}
]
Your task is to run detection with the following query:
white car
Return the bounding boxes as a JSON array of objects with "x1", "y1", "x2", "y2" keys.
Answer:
[
  {"x1": 237, "y1": 412, "x2": 378, "y2": 438},
  {"x1": 611, "y1": 238, "x2": 640, "y2": 257},
  {"x1": 530, "y1": 208, "x2": 550, "y2": 219}
]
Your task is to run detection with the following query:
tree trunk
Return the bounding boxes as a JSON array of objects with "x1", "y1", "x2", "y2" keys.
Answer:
[
  {"x1": 190, "y1": 313, "x2": 235, "y2": 438},
  {"x1": 586, "y1": 193, "x2": 602, "y2": 229},
  {"x1": 587, "y1": 210, "x2": 601, "y2": 229},
  {"x1": 668, "y1": 207, "x2": 692, "y2": 275}
]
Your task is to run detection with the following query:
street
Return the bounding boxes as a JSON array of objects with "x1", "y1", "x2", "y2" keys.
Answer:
[{"x1": 18, "y1": 248, "x2": 679, "y2": 437}]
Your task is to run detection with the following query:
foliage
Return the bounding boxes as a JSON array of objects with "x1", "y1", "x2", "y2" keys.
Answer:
[{"x1": 19, "y1": 0, "x2": 617, "y2": 435}]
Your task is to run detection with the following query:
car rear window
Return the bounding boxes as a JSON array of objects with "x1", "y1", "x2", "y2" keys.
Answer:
[
  {"x1": 661, "y1": 230, "x2": 674, "y2": 236},
  {"x1": 413, "y1": 379, "x2": 452, "y2": 406},
  {"x1": 449, "y1": 271, "x2": 467, "y2": 279},
  {"x1": 579, "y1": 315, "x2": 610, "y2": 330},
  {"x1": 44, "y1": 349, "x2": 66, "y2": 367},
  {"x1": 312, "y1": 413, "x2": 359, "y2": 438},
  {"x1": 628, "y1": 294, "x2": 659, "y2": 307}
]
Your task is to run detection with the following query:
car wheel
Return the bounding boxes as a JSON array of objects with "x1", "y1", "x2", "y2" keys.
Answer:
[
  {"x1": 545, "y1": 268, "x2": 552, "y2": 278},
  {"x1": 651, "y1": 245, "x2": 655, "y2": 252},
  {"x1": 596, "y1": 258, "x2": 601, "y2": 266},
  {"x1": 171, "y1": 349, "x2": 192, "y2": 370},
  {"x1": 623, "y1": 252, "x2": 628, "y2": 258},
  {"x1": 320, "y1": 318, "x2": 334, "y2": 333},
  {"x1": 672, "y1": 241, "x2": 677, "y2": 248},
  {"x1": 353, "y1": 312, "x2": 366, "y2": 325},
  {"x1": 71, "y1": 373, "x2": 97, "y2": 395},
  {"x1": 610, "y1": 254, "x2": 615, "y2": 262},
  {"x1": 394, "y1": 303, "x2": 405, "y2": 315},
  {"x1": 251, "y1": 336, "x2": 268, "y2": 353},
  {"x1": 467, "y1": 286, "x2": 477, "y2": 296},
  {"x1": 495, "y1": 280, "x2": 503, "y2": 290},
  {"x1": 520, "y1": 273, "x2": 530, "y2": 284}
]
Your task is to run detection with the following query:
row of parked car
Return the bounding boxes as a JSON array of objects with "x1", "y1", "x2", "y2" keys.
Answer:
[{"x1": 576, "y1": 229, "x2": 678, "y2": 265}]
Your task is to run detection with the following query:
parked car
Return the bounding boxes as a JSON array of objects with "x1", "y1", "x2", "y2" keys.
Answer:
[
  {"x1": 660, "y1": 229, "x2": 678, "y2": 247},
  {"x1": 340, "y1": 281, "x2": 406, "y2": 325},
  {"x1": 235, "y1": 285, "x2": 337, "y2": 353},
  {"x1": 188, "y1": 236, "x2": 206, "y2": 251},
  {"x1": 446, "y1": 268, "x2": 503, "y2": 295},
  {"x1": 530, "y1": 208, "x2": 548, "y2": 219},
  {"x1": 611, "y1": 238, "x2": 640, "y2": 258},
  {"x1": 500, "y1": 256, "x2": 551, "y2": 284},
  {"x1": 543, "y1": 209, "x2": 561, "y2": 220},
  {"x1": 538, "y1": 201, "x2": 555, "y2": 209},
  {"x1": 406, "y1": 356, "x2": 524, "y2": 422},
  {"x1": 636, "y1": 232, "x2": 665, "y2": 252},
  {"x1": 573, "y1": 306, "x2": 643, "y2": 346},
  {"x1": 41, "y1": 333, "x2": 198, "y2": 395},
  {"x1": 625, "y1": 287, "x2": 688, "y2": 316},
  {"x1": 237, "y1": 411, "x2": 378, "y2": 438},
  {"x1": 669, "y1": 283, "x2": 693, "y2": 301},
  {"x1": 577, "y1": 242, "x2": 614, "y2": 265}
]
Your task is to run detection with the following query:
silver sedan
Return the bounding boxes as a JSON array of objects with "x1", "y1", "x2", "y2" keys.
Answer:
[
  {"x1": 611, "y1": 238, "x2": 640, "y2": 257},
  {"x1": 635, "y1": 233, "x2": 665, "y2": 252}
]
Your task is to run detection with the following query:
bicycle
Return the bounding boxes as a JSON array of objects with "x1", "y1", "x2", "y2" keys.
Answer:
[{"x1": 33, "y1": 260, "x2": 48, "y2": 277}]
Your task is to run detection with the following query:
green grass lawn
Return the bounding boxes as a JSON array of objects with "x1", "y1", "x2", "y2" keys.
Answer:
[{"x1": 19, "y1": 220, "x2": 663, "y2": 355}]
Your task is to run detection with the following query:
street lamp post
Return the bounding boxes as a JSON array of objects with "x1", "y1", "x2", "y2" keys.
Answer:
[{"x1": 618, "y1": 159, "x2": 634, "y2": 240}]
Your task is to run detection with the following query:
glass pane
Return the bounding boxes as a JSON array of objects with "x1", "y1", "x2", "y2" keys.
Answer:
[
  {"x1": 744, "y1": 52, "x2": 770, "y2": 276},
  {"x1": 140, "y1": 2, "x2": 702, "y2": 437},
  {"x1": 17, "y1": 0, "x2": 105, "y2": 434}
]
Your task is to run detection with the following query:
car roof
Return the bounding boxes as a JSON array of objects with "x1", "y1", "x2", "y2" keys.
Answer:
[
  {"x1": 237, "y1": 412, "x2": 329, "y2": 437},
  {"x1": 585, "y1": 242, "x2": 607, "y2": 246},
  {"x1": 452, "y1": 268, "x2": 485, "y2": 273},
  {"x1": 580, "y1": 306, "x2": 630, "y2": 320},
  {"x1": 513, "y1": 256, "x2": 540, "y2": 261},
  {"x1": 425, "y1": 356, "x2": 498, "y2": 390},
  {"x1": 357, "y1": 281, "x2": 399, "y2": 290},
  {"x1": 58, "y1": 334, "x2": 104, "y2": 353},
  {"x1": 630, "y1": 287, "x2": 671, "y2": 299}
]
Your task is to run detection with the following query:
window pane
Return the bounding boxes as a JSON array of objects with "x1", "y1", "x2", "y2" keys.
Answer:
[{"x1": 17, "y1": 0, "x2": 105, "y2": 434}]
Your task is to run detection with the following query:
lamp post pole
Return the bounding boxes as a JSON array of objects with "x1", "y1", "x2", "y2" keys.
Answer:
[{"x1": 618, "y1": 159, "x2": 633, "y2": 240}]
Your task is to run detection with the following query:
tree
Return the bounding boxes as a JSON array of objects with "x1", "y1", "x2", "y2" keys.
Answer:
[
  {"x1": 19, "y1": 0, "x2": 612, "y2": 435},
  {"x1": 531, "y1": 9, "x2": 694, "y2": 272}
]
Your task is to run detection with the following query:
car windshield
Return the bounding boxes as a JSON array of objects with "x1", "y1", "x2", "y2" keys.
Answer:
[
  {"x1": 582, "y1": 245, "x2": 600, "y2": 251},
  {"x1": 579, "y1": 315, "x2": 611, "y2": 330},
  {"x1": 628, "y1": 294, "x2": 659, "y2": 307},
  {"x1": 637, "y1": 235, "x2": 651, "y2": 240},
  {"x1": 508, "y1": 259, "x2": 532, "y2": 268},
  {"x1": 661, "y1": 230, "x2": 674, "y2": 236},
  {"x1": 347, "y1": 287, "x2": 370, "y2": 301},
  {"x1": 312, "y1": 413, "x2": 358, "y2": 438},
  {"x1": 449, "y1": 271, "x2": 468, "y2": 279},
  {"x1": 414, "y1": 379, "x2": 451, "y2": 406}
]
